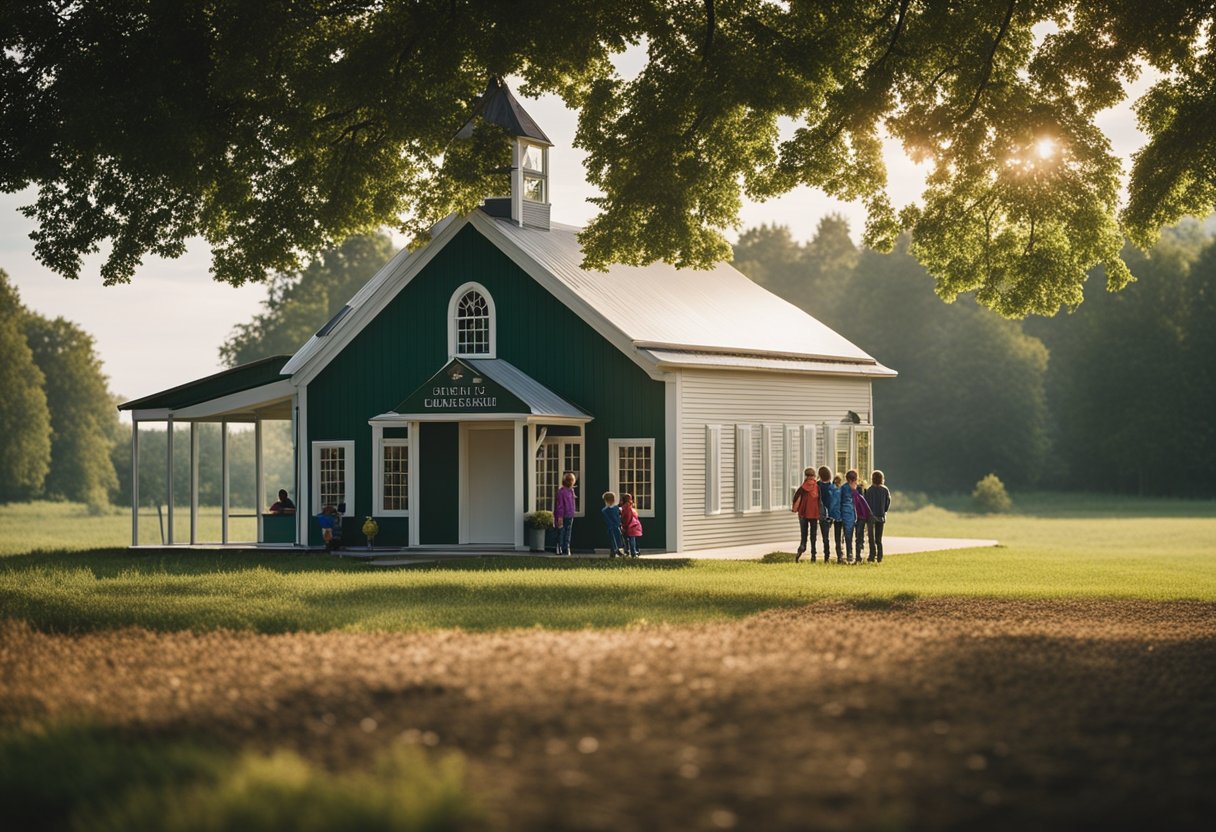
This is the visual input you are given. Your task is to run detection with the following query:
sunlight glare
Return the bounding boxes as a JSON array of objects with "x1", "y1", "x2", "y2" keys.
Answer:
[{"x1": 1036, "y1": 137, "x2": 1055, "y2": 160}]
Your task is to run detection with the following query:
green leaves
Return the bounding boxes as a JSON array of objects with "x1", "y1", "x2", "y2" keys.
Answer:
[{"x1": 3, "y1": 1, "x2": 1215, "y2": 316}]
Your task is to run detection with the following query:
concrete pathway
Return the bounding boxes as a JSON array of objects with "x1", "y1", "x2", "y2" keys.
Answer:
[
  {"x1": 363, "y1": 536, "x2": 997, "y2": 565},
  {"x1": 642, "y1": 536, "x2": 998, "y2": 561}
]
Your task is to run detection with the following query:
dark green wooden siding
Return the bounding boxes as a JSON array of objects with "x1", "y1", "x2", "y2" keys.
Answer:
[{"x1": 306, "y1": 223, "x2": 667, "y2": 549}]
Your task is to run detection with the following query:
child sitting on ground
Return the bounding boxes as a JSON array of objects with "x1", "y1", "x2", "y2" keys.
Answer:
[
  {"x1": 601, "y1": 491, "x2": 624, "y2": 557},
  {"x1": 620, "y1": 492, "x2": 643, "y2": 558}
]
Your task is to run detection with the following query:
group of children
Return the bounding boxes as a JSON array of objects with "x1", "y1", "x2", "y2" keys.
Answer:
[
  {"x1": 552, "y1": 472, "x2": 643, "y2": 557},
  {"x1": 792, "y1": 467, "x2": 891, "y2": 564}
]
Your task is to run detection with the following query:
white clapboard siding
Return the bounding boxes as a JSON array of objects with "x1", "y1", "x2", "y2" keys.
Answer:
[{"x1": 679, "y1": 369, "x2": 873, "y2": 551}]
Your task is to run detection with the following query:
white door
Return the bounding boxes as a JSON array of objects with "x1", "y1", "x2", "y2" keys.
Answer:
[{"x1": 465, "y1": 427, "x2": 515, "y2": 544}]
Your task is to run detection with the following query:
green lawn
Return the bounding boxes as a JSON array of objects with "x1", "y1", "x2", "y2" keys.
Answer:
[{"x1": 1, "y1": 496, "x2": 1213, "y2": 634}]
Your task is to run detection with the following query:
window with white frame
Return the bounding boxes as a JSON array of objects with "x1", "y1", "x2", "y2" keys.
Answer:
[
  {"x1": 380, "y1": 439, "x2": 409, "y2": 515},
  {"x1": 311, "y1": 440, "x2": 354, "y2": 515},
  {"x1": 609, "y1": 439, "x2": 655, "y2": 517},
  {"x1": 767, "y1": 425, "x2": 785, "y2": 511},
  {"x1": 448, "y1": 283, "x2": 495, "y2": 357},
  {"x1": 534, "y1": 436, "x2": 584, "y2": 515},
  {"x1": 705, "y1": 424, "x2": 722, "y2": 515},
  {"x1": 835, "y1": 427, "x2": 851, "y2": 479},
  {"x1": 856, "y1": 426, "x2": 873, "y2": 483}
]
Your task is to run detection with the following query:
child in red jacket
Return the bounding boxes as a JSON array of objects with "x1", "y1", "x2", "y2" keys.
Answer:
[
  {"x1": 791, "y1": 467, "x2": 820, "y2": 562},
  {"x1": 620, "y1": 492, "x2": 643, "y2": 558}
]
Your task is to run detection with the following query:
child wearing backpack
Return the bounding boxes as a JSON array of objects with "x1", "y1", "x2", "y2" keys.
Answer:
[
  {"x1": 849, "y1": 471, "x2": 872, "y2": 564},
  {"x1": 791, "y1": 467, "x2": 820, "y2": 562},
  {"x1": 816, "y1": 466, "x2": 836, "y2": 562},
  {"x1": 840, "y1": 470, "x2": 859, "y2": 564}
]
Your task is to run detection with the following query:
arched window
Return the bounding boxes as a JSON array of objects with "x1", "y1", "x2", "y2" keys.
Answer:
[{"x1": 448, "y1": 283, "x2": 496, "y2": 357}]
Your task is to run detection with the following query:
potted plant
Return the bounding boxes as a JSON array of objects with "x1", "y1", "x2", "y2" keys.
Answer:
[
  {"x1": 361, "y1": 516, "x2": 380, "y2": 549},
  {"x1": 523, "y1": 510, "x2": 553, "y2": 552}
]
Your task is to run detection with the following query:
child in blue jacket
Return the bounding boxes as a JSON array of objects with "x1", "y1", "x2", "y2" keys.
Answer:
[
  {"x1": 817, "y1": 467, "x2": 841, "y2": 563},
  {"x1": 601, "y1": 491, "x2": 624, "y2": 557},
  {"x1": 840, "y1": 471, "x2": 860, "y2": 563}
]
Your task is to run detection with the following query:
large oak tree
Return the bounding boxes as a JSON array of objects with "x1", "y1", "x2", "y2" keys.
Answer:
[{"x1": 3, "y1": 1, "x2": 1214, "y2": 316}]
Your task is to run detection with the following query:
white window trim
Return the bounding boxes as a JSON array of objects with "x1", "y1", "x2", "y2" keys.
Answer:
[
  {"x1": 447, "y1": 281, "x2": 497, "y2": 358},
  {"x1": 311, "y1": 440, "x2": 355, "y2": 516},
  {"x1": 705, "y1": 424, "x2": 722, "y2": 516},
  {"x1": 608, "y1": 438, "x2": 657, "y2": 518},
  {"x1": 734, "y1": 425, "x2": 761, "y2": 513},
  {"x1": 372, "y1": 425, "x2": 410, "y2": 517},
  {"x1": 534, "y1": 435, "x2": 586, "y2": 517}
]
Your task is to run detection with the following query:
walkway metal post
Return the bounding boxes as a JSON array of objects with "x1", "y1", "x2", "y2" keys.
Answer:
[
  {"x1": 166, "y1": 415, "x2": 174, "y2": 545},
  {"x1": 221, "y1": 420, "x2": 229, "y2": 545},
  {"x1": 131, "y1": 420, "x2": 139, "y2": 546},
  {"x1": 255, "y1": 419, "x2": 264, "y2": 544},
  {"x1": 189, "y1": 422, "x2": 199, "y2": 544}
]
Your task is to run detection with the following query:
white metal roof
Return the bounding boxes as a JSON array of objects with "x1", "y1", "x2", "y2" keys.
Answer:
[
  {"x1": 464, "y1": 358, "x2": 590, "y2": 418},
  {"x1": 282, "y1": 210, "x2": 894, "y2": 382},
  {"x1": 641, "y1": 349, "x2": 898, "y2": 377},
  {"x1": 482, "y1": 218, "x2": 881, "y2": 365}
]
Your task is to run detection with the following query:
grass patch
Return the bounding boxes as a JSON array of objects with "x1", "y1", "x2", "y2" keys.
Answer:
[
  {"x1": 0, "y1": 496, "x2": 1213, "y2": 634},
  {"x1": 0, "y1": 724, "x2": 476, "y2": 832}
]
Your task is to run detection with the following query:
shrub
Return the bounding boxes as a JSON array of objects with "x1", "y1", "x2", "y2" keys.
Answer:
[
  {"x1": 524, "y1": 510, "x2": 553, "y2": 530},
  {"x1": 889, "y1": 490, "x2": 934, "y2": 512},
  {"x1": 972, "y1": 474, "x2": 1013, "y2": 513}
]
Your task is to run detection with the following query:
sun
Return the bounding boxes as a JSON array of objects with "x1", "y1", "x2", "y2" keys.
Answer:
[{"x1": 1035, "y1": 137, "x2": 1056, "y2": 160}]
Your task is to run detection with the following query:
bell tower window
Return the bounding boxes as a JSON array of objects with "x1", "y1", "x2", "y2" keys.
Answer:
[{"x1": 448, "y1": 282, "x2": 496, "y2": 357}]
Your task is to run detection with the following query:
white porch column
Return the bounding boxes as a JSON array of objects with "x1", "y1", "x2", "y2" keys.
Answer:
[
  {"x1": 255, "y1": 420, "x2": 264, "y2": 543},
  {"x1": 165, "y1": 415, "x2": 174, "y2": 545},
  {"x1": 513, "y1": 420, "x2": 525, "y2": 551},
  {"x1": 526, "y1": 423, "x2": 538, "y2": 513},
  {"x1": 189, "y1": 422, "x2": 199, "y2": 544},
  {"x1": 220, "y1": 420, "x2": 229, "y2": 545},
  {"x1": 407, "y1": 421, "x2": 420, "y2": 548},
  {"x1": 295, "y1": 386, "x2": 308, "y2": 546},
  {"x1": 131, "y1": 420, "x2": 139, "y2": 546}
]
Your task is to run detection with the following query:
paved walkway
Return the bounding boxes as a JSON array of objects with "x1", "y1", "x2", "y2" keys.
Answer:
[
  {"x1": 643, "y1": 536, "x2": 998, "y2": 561},
  {"x1": 364, "y1": 536, "x2": 998, "y2": 566}
]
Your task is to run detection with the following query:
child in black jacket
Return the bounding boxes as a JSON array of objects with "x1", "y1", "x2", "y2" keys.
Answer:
[{"x1": 864, "y1": 470, "x2": 892, "y2": 562}]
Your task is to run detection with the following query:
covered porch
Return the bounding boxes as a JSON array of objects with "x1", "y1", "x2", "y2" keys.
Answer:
[{"x1": 118, "y1": 356, "x2": 301, "y2": 547}]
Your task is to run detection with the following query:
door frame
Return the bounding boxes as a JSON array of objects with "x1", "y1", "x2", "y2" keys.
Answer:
[{"x1": 458, "y1": 420, "x2": 526, "y2": 548}]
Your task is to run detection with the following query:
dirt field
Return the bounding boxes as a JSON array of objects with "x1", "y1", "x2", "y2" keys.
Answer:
[{"x1": 3, "y1": 598, "x2": 1215, "y2": 831}]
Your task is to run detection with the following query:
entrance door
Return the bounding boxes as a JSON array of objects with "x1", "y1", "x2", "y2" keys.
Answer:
[{"x1": 463, "y1": 426, "x2": 515, "y2": 545}]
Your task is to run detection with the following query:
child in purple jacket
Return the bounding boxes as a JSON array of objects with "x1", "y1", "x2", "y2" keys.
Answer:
[
  {"x1": 554, "y1": 472, "x2": 577, "y2": 556},
  {"x1": 848, "y1": 470, "x2": 871, "y2": 564}
]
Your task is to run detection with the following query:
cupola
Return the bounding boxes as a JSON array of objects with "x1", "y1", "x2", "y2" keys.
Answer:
[{"x1": 456, "y1": 75, "x2": 552, "y2": 231}]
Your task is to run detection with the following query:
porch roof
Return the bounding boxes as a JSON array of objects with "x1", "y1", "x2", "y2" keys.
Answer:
[{"x1": 118, "y1": 355, "x2": 293, "y2": 420}]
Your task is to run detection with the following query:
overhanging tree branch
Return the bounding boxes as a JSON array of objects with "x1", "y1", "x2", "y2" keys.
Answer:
[{"x1": 961, "y1": 0, "x2": 1016, "y2": 121}]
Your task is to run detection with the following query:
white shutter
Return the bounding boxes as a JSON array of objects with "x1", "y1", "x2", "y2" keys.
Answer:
[
  {"x1": 705, "y1": 424, "x2": 722, "y2": 515},
  {"x1": 785, "y1": 425, "x2": 800, "y2": 493},
  {"x1": 760, "y1": 425, "x2": 774, "y2": 511},
  {"x1": 734, "y1": 425, "x2": 752, "y2": 512}
]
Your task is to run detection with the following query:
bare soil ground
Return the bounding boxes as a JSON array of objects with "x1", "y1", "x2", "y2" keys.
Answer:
[{"x1": 3, "y1": 598, "x2": 1215, "y2": 831}]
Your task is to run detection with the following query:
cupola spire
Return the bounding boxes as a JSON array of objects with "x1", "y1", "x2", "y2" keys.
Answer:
[{"x1": 456, "y1": 75, "x2": 551, "y2": 230}]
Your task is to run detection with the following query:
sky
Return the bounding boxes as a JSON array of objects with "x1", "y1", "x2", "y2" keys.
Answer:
[{"x1": 0, "y1": 63, "x2": 1152, "y2": 405}]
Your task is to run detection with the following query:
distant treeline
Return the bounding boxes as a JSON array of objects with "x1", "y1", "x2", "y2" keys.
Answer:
[
  {"x1": 0, "y1": 270, "x2": 118, "y2": 509},
  {"x1": 733, "y1": 217, "x2": 1216, "y2": 496}
]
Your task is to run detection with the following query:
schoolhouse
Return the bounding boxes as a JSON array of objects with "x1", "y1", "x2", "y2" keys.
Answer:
[{"x1": 120, "y1": 78, "x2": 895, "y2": 553}]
